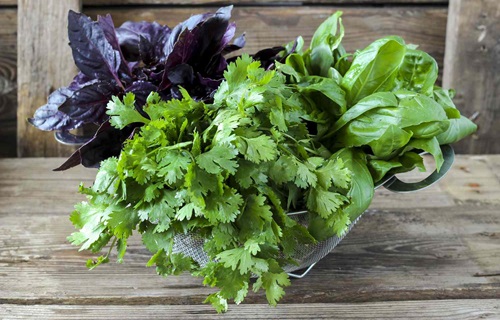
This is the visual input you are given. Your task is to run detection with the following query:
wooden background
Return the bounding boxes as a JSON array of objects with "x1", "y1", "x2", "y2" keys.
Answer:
[{"x1": 1, "y1": 0, "x2": 499, "y2": 157}]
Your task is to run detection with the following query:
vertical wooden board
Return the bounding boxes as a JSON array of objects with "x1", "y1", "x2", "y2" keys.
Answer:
[
  {"x1": 443, "y1": 0, "x2": 500, "y2": 154},
  {"x1": 17, "y1": 0, "x2": 82, "y2": 157},
  {"x1": 0, "y1": 9, "x2": 16, "y2": 157}
]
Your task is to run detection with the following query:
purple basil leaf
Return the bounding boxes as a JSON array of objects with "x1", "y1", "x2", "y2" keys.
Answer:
[
  {"x1": 54, "y1": 121, "x2": 136, "y2": 171},
  {"x1": 116, "y1": 21, "x2": 171, "y2": 63},
  {"x1": 208, "y1": 54, "x2": 228, "y2": 75},
  {"x1": 198, "y1": 73, "x2": 222, "y2": 90},
  {"x1": 68, "y1": 11, "x2": 124, "y2": 89},
  {"x1": 160, "y1": 6, "x2": 233, "y2": 90},
  {"x1": 221, "y1": 22, "x2": 236, "y2": 50},
  {"x1": 28, "y1": 87, "x2": 83, "y2": 131},
  {"x1": 58, "y1": 80, "x2": 120, "y2": 123},
  {"x1": 69, "y1": 72, "x2": 93, "y2": 90},
  {"x1": 97, "y1": 14, "x2": 132, "y2": 82},
  {"x1": 233, "y1": 32, "x2": 246, "y2": 48},
  {"x1": 53, "y1": 148, "x2": 81, "y2": 171},
  {"x1": 139, "y1": 35, "x2": 155, "y2": 64},
  {"x1": 164, "y1": 11, "x2": 213, "y2": 57},
  {"x1": 167, "y1": 64, "x2": 194, "y2": 85},
  {"x1": 252, "y1": 46, "x2": 285, "y2": 70},
  {"x1": 222, "y1": 32, "x2": 246, "y2": 55}
]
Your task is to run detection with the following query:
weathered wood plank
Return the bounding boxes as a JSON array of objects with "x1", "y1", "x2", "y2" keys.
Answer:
[
  {"x1": 1, "y1": 300, "x2": 498, "y2": 320},
  {"x1": 17, "y1": 1, "x2": 82, "y2": 157},
  {"x1": 0, "y1": 206, "x2": 499, "y2": 304},
  {"x1": 0, "y1": 9, "x2": 17, "y2": 157},
  {"x1": 443, "y1": 0, "x2": 500, "y2": 154},
  {"x1": 1, "y1": 156, "x2": 498, "y2": 215},
  {"x1": 0, "y1": 156, "x2": 499, "y2": 305}
]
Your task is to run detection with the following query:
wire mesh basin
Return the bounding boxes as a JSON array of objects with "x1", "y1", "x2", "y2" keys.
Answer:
[{"x1": 172, "y1": 145, "x2": 455, "y2": 278}]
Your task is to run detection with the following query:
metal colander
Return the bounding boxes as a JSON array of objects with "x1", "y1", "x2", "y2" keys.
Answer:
[
  {"x1": 172, "y1": 145, "x2": 455, "y2": 278},
  {"x1": 172, "y1": 210, "x2": 364, "y2": 277}
]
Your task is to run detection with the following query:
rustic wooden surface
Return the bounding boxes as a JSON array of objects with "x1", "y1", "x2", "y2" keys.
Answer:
[
  {"x1": 0, "y1": 8, "x2": 16, "y2": 158},
  {"x1": 1, "y1": 300, "x2": 499, "y2": 319},
  {"x1": 0, "y1": 156, "x2": 499, "y2": 319},
  {"x1": 443, "y1": 0, "x2": 500, "y2": 154},
  {"x1": 16, "y1": 0, "x2": 82, "y2": 157}
]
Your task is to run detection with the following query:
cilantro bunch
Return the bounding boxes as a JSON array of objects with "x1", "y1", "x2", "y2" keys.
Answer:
[
  {"x1": 66, "y1": 10, "x2": 476, "y2": 312},
  {"x1": 71, "y1": 55, "x2": 353, "y2": 311}
]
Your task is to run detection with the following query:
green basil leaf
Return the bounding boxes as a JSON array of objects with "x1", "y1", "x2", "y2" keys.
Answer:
[
  {"x1": 368, "y1": 124, "x2": 413, "y2": 159},
  {"x1": 405, "y1": 137, "x2": 444, "y2": 171},
  {"x1": 310, "y1": 11, "x2": 344, "y2": 50},
  {"x1": 341, "y1": 36, "x2": 406, "y2": 105},
  {"x1": 405, "y1": 120, "x2": 450, "y2": 139},
  {"x1": 335, "y1": 148, "x2": 374, "y2": 220},
  {"x1": 393, "y1": 48, "x2": 438, "y2": 96},
  {"x1": 309, "y1": 43, "x2": 334, "y2": 77},
  {"x1": 285, "y1": 53, "x2": 309, "y2": 76},
  {"x1": 433, "y1": 86, "x2": 461, "y2": 119},
  {"x1": 295, "y1": 76, "x2": 347, "y2": 117},
  {"x1": 398, "y1": 94, "x2": 448, "y2": 128},
  {"x1": 368, "y1": 158, "x2": 403, "y2": 183},
  {"x1": 436, "y1": 116, "x2": 477, "y2": 145},
  {"x1": 330, "y1": 92, "x2": 398, "y2": 134}
]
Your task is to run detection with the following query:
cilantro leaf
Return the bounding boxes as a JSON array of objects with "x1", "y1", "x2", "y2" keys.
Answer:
[
  {"x1": 253, "y1": 260, "x2": 291, "y2": 306},
  {"x1": 196, "y1": 145, "x2": 238, "y2": 175},
  {"x1": 306, "y1": 187, "x2": 348, "y2": 220},
  {"x1": 157, "y1": 150, "x2": 191, "y2": 185},
  {"x1": 107, "y1": 93, "x2": 149, "y2": 129},
  {"x1": 237, "y1": 135, "x2": 277, "y2": 164}
]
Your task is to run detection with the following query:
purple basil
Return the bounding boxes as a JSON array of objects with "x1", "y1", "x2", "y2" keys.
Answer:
[{"x1": 29, "y1": 6, "x2": 283, "y2": 170}]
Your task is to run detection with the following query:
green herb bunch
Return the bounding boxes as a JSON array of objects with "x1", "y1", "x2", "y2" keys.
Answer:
[{"x1": 68, "y1": 12, "x2": 476, "y2": 312}]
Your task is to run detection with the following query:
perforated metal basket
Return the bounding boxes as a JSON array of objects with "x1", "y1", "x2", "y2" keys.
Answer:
[{"x1": 171, "y1": 145, "x2": 455, "y2": 278}]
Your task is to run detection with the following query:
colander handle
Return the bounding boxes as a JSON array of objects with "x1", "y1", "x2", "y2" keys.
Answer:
[{"x1": 382, "y1": 144, "x2": 455, "y2": 193}]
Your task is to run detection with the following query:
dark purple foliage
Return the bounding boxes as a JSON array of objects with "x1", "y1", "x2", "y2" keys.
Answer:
[{"x1": 29, "y1": 6, "x2": 284, "y2": 170}]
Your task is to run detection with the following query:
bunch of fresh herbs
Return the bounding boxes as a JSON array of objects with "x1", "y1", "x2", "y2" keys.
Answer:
[{"x1": 32, "y1": 9, "x2": 476, "y2": 312}]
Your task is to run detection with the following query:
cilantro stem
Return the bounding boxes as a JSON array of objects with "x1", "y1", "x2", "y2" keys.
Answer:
[{"x1": 105, "y1": 237, "x2": 117, "y2": 260}]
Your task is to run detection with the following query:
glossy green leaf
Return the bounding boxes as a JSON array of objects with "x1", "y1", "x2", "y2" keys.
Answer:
[
  {"x1": 341, "y1": 37, "x2": 406, "y2": 105},
  {"x1": 335, "y1": 148, "x2": 374, "y2": 220},
  {"x1": 393, "y1": 49, "x2": 438, "y2": 96},
  {"x1": 368, "y1": 124, "x2": 413, "y2": 159},
  {"x1": 433, "y1": 86, "x2": 461, "y2": 119},
  {"x1": 436, "y1": 116, "x2": 477, "y2": 145}
]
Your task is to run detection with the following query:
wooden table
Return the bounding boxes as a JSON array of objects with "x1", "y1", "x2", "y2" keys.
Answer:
[{"x1": 1, "y1": 156, "x2": 499, "y2": 319}]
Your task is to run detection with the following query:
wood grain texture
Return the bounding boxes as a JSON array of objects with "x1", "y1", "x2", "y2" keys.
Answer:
[
  {"x1": 443, "y1": 0, "x2": 500, "y2": 154},
  {"x1": 0, "y1": 0, "x2": 14, "y2": 6},
  {"x1": 0, "y1": 156, "x2": 499, "y2": 308},
  {"x1": 0, "y1": 9, "x2": 16, "y2": 157},
  {"x1": 1, "y1": 300, "x2": 499, "y2": 320},
  {"x1": 2, "y1": 155, "x2": 498, "y2": 214},
  {"x1": 17, "y1": 1, "x2": 82, "y2": 157}
]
